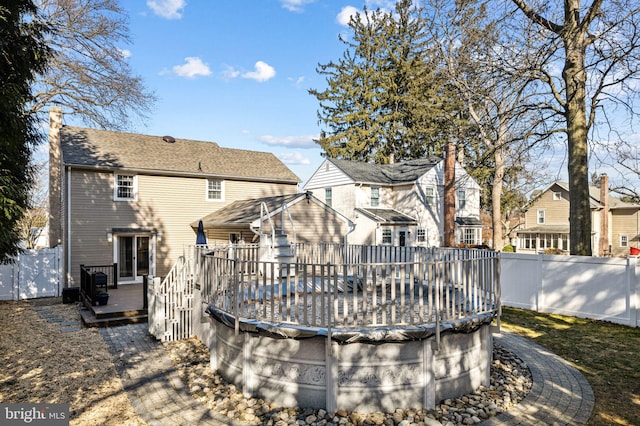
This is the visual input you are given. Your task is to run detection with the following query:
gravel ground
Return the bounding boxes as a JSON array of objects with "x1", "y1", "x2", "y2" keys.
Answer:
[
  {"x1": 164, "y1": 337, "x2": 532, "y2": 426},
  {"x1": 0, "y1": 299, "x2": 531, "y2": 426}
]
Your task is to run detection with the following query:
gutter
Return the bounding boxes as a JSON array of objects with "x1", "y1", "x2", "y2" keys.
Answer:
[{"x1": 63, "y1": 163, "x2": 300, "y2": 185}]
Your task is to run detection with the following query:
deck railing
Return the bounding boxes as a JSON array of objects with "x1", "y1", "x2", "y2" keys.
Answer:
[
  {"x1": 196, "y1": 245, "x2": 500, "y2": 333},
  {"x1": 79, "y1": 263, "x2": 118, "y2": 306}
]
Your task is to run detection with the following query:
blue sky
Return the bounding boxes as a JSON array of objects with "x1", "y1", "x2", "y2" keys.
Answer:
[
  {"x1": 47, "y1": 0, "x2": 638, "y2": 192},
  {"x1": 99, "y1": 0, "x2": 395, "y2": 187}
]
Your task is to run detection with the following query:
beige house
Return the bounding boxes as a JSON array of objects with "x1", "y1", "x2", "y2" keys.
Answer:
[
  {"x1": 48, "y1": 108, "x2": 300, "y2": 286},
  {"x1": 194, "y1": 192, "x2": 354, "y2": 245},
  {"x1": 303, "y1": 158, "x2": 483, "y2": 247},
  {"x1": 516, "y1": 176, "x2": 640, "y2": 256}
]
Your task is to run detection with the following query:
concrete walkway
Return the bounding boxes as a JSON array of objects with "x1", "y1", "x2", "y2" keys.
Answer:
[{"x1": 100, "y1": 324, "x2": 594, "y2": 426}]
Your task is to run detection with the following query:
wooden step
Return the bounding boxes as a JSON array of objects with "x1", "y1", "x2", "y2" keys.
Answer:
[{"x1": 80, "y1": 308, "x2": 148, "y2": 328}]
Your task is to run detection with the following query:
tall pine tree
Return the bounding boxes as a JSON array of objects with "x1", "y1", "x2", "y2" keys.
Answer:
[
  {"x1": 310, "y1": 0, "x2": 449, "y2": 164},
  {"x1": 0, "y1": 0, "x2": 50, "y2": 263}
]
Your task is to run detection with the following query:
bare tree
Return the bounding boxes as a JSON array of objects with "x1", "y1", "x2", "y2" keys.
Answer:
[
  {"x1": 427, "y1": 0, "x2": 554, "y2": 249},
  {"x1": 33, "y1": 0, "x2": 156, "y2": 130},
  {"x1": 18, "y1": 161, "x2": 49, "y2": 249},
  {"x1": 508, "y1": 0, "x2": 640, "y2": 255}
]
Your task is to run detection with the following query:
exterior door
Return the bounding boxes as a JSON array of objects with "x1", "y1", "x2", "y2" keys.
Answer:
[
  {"x1": 117, "y1": 235, "x2": 150, "y2": 282},
  {"x1": 399, "y1": 230, "x2": 407, "y2": 247}
]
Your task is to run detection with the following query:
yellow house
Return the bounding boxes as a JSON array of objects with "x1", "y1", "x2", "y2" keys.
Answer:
[{"x1": 516, "y1": 176, "x2": 640, "y2": 256}]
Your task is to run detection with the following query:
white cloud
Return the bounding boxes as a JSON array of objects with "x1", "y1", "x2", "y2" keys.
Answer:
[
  {"x1": 147, "y1": 0, "x2": 185, "y2": 19},
  {"x1": 242, "y1": 61, "x2": 276, "y2": 82},
  {"x1": 280, "y1": 0, "x2": 315, "y2": 12},
  {"x1": 258, "y1": 134, "x2": 317, "y2": 149},
  {"x1": 172, "y1": 57, "x2": 211, "y2": 78},
  {"x1": 337, "y1": 6, "x2": 359, "y2": 26},
  {"x1": 221, "y1": 65, "x2": 240, "y2": 80},
  {"x1": 119, "y1": 49, "x2": 131, "y2": 59},
  {"x1": 288, "y1": 76, "x2": 305, "y2": 87},
  {"x1": 277, "y1": 152, "x2": 312, "y2": 165}
]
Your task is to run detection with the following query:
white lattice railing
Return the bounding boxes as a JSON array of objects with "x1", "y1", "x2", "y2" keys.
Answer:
[{"x1": 148, "y1": 255, "x2": 195, "y2": 341}]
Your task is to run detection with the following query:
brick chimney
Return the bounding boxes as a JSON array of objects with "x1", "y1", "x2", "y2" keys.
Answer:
[
  {"x1": 444, "y1": 142, "x2": 456, "y2": 247},
  {"x1": 599, "y1": 173, "x2": 609, "y2": 256},
  {"x1": 48, "y1": 107, "x2": 63, "y2": 249}
]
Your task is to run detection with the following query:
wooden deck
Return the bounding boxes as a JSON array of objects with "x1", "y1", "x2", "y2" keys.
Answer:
[{"x1": 80, "y1": 283, "x2": 148, "y2": 327}]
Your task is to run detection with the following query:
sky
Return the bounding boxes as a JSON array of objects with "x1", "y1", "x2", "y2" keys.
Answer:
[
  {"x1": 88, "y1": 0, "x2": 396, "y2": 187},
  {"x1": 48, "y1": 0, "x2": 638, "y2": 193}
]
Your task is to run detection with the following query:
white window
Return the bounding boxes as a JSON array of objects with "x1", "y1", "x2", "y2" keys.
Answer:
[
  {"x1": 620, "y1": 235, "x2": 628, "y2": 247},
  {"x1": 325, "y1": 188, "x2": 332, "y2": 207},
  {"x1": 381, "y1": 228, "x2": 392, "y2": 244},
  {"x1": 537, "y1": 209, "x2": 545, "y2": 224},
  {"x1": 207, "y1": 179, "x2": 223, "y2": 201},
  {"x1": 416, "y1": 227, "x2": 426, "y2": 243},
  {"x1": 462, "y1": 228, "x2": 477, "y2": 245},
  {"x1": 229, "y1": 233, "x2": 240, "y2": 244},
  {"x1": 371, "y1": 187, "x2": 380, "y2": 207},
  {"x1": 425, "y1": 187, "x2": 435, "y2": 205},
  {"x1": 114, "y1": 174, "x2": 136, "y2": 201},
  {"x1": 457, "y1": 189, "x2": 466, "y2": 210},
  {"x1": 553, "y1": 192, "x2": 562, "y2": 200}
]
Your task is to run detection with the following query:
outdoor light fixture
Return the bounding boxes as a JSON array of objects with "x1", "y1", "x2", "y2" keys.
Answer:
[
  {"x1": 157, "y1": 232, "x2": 163, "y2": 242},
  {"x1": 106, "y1": 232, "x2": 113, "y2": 243}
]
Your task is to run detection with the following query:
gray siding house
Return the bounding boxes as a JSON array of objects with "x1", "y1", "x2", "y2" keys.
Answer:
[{"x1": 48, "y1": 108, "x2": 300, "y2": 286}]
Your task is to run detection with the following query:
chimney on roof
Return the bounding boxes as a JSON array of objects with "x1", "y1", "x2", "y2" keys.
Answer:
[
  {"x1": 49, "y1": 107, "x2": 63, "y2": 249},
  {"x1": 444, "y1": 142, "x2": 456, "y2": 247},
  {"x1": 599, "y1": 173, "x2": 610, "y2": 256},
  {"x1": 162, "y1": 135, "x2": 175, "y2": 143}
]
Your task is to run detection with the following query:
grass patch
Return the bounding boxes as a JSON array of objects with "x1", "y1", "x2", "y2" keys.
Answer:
[{"x1": 500, "y1": 307, "x2": 640, "y2": 426}]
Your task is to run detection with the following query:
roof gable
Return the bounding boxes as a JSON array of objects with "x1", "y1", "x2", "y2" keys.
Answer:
[
  {"x1": 529, "y1": 181, "x2": 639, "y2": 210},
  {"x1": 60, "y1": 126, "x2": 299, "y2": 183}
]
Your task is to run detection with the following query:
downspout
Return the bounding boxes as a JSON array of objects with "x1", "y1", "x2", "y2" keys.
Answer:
[
  {"x1": 599, "y1": 174, "x2": 609, "y2": 256},
  {"x1": 66, "y1": 167, "x2": 72, "y2": 285}
]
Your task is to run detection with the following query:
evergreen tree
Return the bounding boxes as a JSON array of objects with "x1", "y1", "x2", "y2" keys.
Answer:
[
  {"x1": 0, "y1": 0, "x2": 50, "y2": 263},
  {"x1": 310, "y1": 0, "x2": 449, "y2": 164}
]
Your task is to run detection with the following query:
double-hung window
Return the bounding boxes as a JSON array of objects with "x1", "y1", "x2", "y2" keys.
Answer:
[
  {"x1": 537, "y1": 209, "x2": 546, "y2": 224},
  {"x1": 207, "y1": 179, "x2": 223, "y2": 201},
  {"x1": 425, "y1": 187, "x2": 435, "y2": 205},
  {"x1": 381, "y1": 228, "x2": 392, "y2": 244},
  {"x1": 620, "y1": 235, "x2": 629, "y2": 247},
  {"x1": 325, "y1": 188, "x2": 332, "y2": 207},
  {"x1": 457, "y1": 189, "x2": 466, "y2": 210},
  {"x1": 371, "y1": 187, "x2": 380, "y2": 207},
  {"x1": 416, "y1": 227, "x2": 426, "y2": 243},
  {"x1": 114, "y1": 174, "x2": 136, "y2": 201}
]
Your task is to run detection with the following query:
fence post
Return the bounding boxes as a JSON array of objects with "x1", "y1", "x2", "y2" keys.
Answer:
[
  {"x1": 143, "y1": 274, "x2": 148, "y2": 309},
  {"x1": 113, "y1": 263, "x2": 118, "y2": 289},
  {"x1": 630, "y1": 258, "x2": 639, "y2": 328}
]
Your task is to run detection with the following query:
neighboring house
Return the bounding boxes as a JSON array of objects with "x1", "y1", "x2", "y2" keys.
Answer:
[
  {"x1": 48, "y1": 107, "x2": 299, "y2": 286},
  {"x1": 194, "y1": 192, "x2": 354, "y2": 245},
  {"x1": 516, "y1": 175, "x2": 640, "y2": 256},
  {"x1": 303, "y1": 157, "x2": 483, "y2": 247}
]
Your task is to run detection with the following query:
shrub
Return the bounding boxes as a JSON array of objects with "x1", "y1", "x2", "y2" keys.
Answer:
[{"x1": 502, "y1": 245, "x2": 515, "y2": 252}]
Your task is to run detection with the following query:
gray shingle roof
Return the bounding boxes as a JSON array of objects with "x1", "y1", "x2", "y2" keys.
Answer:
[
  {"x1": 356, "y1": 208, "x2": 417, "y2": 225},
  {"x1": 60, "y1": 126, "x2": 299, "y2": 183},
  {"x1": 328, "y1": 157, "x2": 441, "y2": 185},
  {"x1": 195, "y1": 194, "x2": 304, "y2": 227}
]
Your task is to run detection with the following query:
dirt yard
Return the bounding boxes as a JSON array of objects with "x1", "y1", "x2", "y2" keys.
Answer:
[{"x1": 0, "y1": 298, "x2": 146, "y2": 425}]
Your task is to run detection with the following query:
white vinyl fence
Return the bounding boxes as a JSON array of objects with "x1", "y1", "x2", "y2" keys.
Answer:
[
  {"x1": 0, "y1": 247, "x2": 63, "y2": 300},
  {"x1": 501, "y1": 252, "x2": 640, "y2": 327}
]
